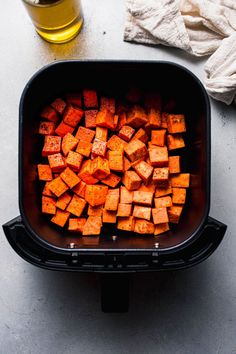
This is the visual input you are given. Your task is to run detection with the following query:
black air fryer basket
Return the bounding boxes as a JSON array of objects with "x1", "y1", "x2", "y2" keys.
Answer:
[{"x1": 3, "y1": 61, "x2": 227, "y2": 312}]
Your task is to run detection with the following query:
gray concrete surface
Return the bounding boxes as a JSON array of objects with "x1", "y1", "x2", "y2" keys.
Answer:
[{"x1": 0, "y1": 1, "x2": 236, "y2": 353}]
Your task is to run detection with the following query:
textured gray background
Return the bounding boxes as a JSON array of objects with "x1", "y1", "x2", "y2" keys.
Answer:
[{"x1": 0, "y1": 1, "x2": 236, "y2": 353}]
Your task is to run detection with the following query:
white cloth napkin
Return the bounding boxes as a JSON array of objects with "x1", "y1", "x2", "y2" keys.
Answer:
[{"x1": 124, "y1": 0, "x2": 236, "y2": 105}]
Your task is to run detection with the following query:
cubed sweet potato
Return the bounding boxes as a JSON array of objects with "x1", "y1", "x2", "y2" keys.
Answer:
[
  {"x1": 155, "y1": 181, "x2": 172, "y2": 197},
  {"x1": 51, "y1": 209, "x2": 70, "y2": 227},
  {"x1": 117, "y1": 203, "x2": 132, "y2": 217},
  {"x1": 107, "y1": 135, "x2": 128, "y2": 151},
  {"x1": 41, "y1": 105, "x2": 59, "y2": 123},
  {"x1": 127, "y1": 105, "x2": 148, "y2": 128},
  {"x1": 56, "y1": 192, "x2": 72, "y2": 210},
  {"x1": 133, "y1": 160, "x2": 153, "y2": 184},
  {"x1": 134, "y1": 219, "x2": 155, "y2": 234},
  {"x1": 148, "y1": 146, "x2": 168, "y2": 167},
  {"x1": 60, "y1": 167, "x2": 81, "y2": 189},
  {"x1": 73, "y1": 180, "x2": 86, "y2": 198},
  {"x1": 76, "y1": 140, "x2": 92, "y2": 158},
  {"x1": 122, "y1": 171, "x2": 142, "y2": 191},
  {"x1": 62, "y1": 133, "x2": 78, "y2": 156},
  {"x1": 66, "y1": 195, "x2": 87, "y2": 217},
  {"x1": 82, "y1": 216, "x2": 102, "y2": 235},
  {"x1": 138, "y1": 183, "x2": 156, "y2": 193},
  {"x1": 66, "y1": 151, "x2": 83, "y2": 171},
  {"x1": 83, "y1": 90, "x2": 98, "y2": 108},
  {"x1": 42, "y1": 135, "x2": 61, "y2": 157},
  {"x1": 91, "y1": 138, "x2": 107, "y2": 157},
  {"x1": 124, "y1": 157, "x2": 131, "y2": 171},
  {"x1": 95, "y1": 126, "x2": 108, "y2": 142},
  {"x1": 170, "y1": 173, "x2": 190, "y2": 188},
  {"x1": 116, "y1": 112, "x2": 127, "y2": 131},
  {"x1": 63, "y1": 105, "x2": 84, "y2": 127},
  {"x1": 92, "y1": 156, "x2": 110, "y2": 179},
  {"x1": 42, "y1": 196, "x2": 56, "y2": 214},
  {"x1": 108, "y1": 150, "x2": 124, "y2": 172},
  {"x1": 133, "y1": 191, "x2": 153, "y2": 206},
  {"x1": 120, "y1": 186, "x2": 133, "y2": 204},
  {"x1": 75, "y1": 126, "x2": 95, "y2": 143},
  {"x1": 88, "y1": 204, "x2": 103, "y2": 216},
  {"x1": 147, "y1": 108, "x2": 162, "y2": 128},
  {"x1": 66, "y1": 92, "x2": 82, "y2": 107},
  {"x1": 100, "y1": 97, "x2": 116, "y2": 114},
  {"x1": 48, "y1": 153, "x2": 66, "y2": 172},
  {"x1": 172, "y1": 188, "x2": 186, "y2": 204},
  {"x1": 48, "y1": 177, "x2": 69, "y2": 197},
  {"x1": 161, "y1": 113, "x2": 168, "y2": 129},
  {"x1": 118, "y1": 125, "x2": 135, "y2": 142},
  {"x1": 124, "y1": 139, "x2": 147, "y2": 162},
  {"x1": 101, "y1": 173, "x2": 121, "y2": 188},
  {"x1": 167, "y1": 114, "x2": 186, "y2": 133},
  {"x1": 37, "y1": 164, "x2": 52, "y2": 181},
  {"x1": 112, "y1": 115, "x2": 119, "y2": 131},
  {"x1": 117, "y1": 216, "x2": 135, "y2": 232},
  {"x1": 167, "y1": 134, "x2": 185, "y2": 150},
  {"x1": 102, "y1": 209, "x2": 117, "y2": 223},
  {"x1": 78, "y1": 160, "x2": 99, "y2": 184},
  {"x1": 68, "y1": 218, "x2": 86, "y2": 232},
  {"x1": 104, "y1": 188, "x2": 119, "y2": 211},
  {"x1": 42, "y1": 182, "x2": 55, "y2": 197},
  {"x1": 96, "y1": 109, "x2": 114, "y2": 130},
  {"x1": 132, "y1": 128, "x2": 149, "y2": 144},
  {"x1": 154, "y1": 196, "x2": 172, "y2": 208},
  {"x1": 152, "y1": 168, "x2": 169, "y2": 186},
  {"x1": 55, "y1": 121, "x2": 74, "y2": 137},
  {"x1": 168, "y1": 206, "x2": 183, "y2": 223},
  {"x1": 154, "y1": 223, "x2": 170, "y2": 235},
  {"x1": 168, "y1": 156, "x2": 180, "y2": 174},
  {"x1": 133, "y1": 205, "x2": 151, "y2": 220},
  {"x1": 85, "y1": 184, "x2": 108, "y2": 206},
  {"x1": 152, "y1": 207, "x2": 169, "y2": 224},
  {"x1": 51, "y1": 98, "x2": 66, "y2": 114},
  {"x1": 151, "y1": 129, "x2": 166, "y2": 147},
  {"x1": 85, "y1": 110, "x2": 98, "y2": 128},
  {"x1": 39, "y1": 121, "x2": 56, "y2": 135}
]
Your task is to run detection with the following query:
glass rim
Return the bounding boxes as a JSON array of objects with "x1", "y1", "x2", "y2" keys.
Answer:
[{"x1": 22, "y1": 0, "x2": 64, "y2": 8}]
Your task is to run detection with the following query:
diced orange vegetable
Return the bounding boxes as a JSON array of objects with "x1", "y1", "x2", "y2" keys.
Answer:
[
  {"x1": 96, "y1": 109, "x2": 114, "y2": 129},
  {"x1": 55, "y1": 121, "x2": 74, "y2": 137},
  {"x1": 60, "y1": 167, "x2": 80, "y2": 189},
  {"x1": 124, "y1": 157, "x2": 131, "y2": 171},
  {"x1": 117, "y1": 216, "x2": 135, "y2": 232},
  {"x1": 155, "y1": 181, "x2": 172, "y2": 197},
  {"x1": 66, "y1": 92, "x2": 82, "y2": 107},
  {"x1": 151, "y1": 129, "x2": 166, "y2": 147},
  {"x1": 107, "y1": 135, "x2": 128, "y2": 151},
  {"x1": 108, "y1": 150, "x2": 124, "y2": 172},
  {"x1": 88, "y1": 204, "x2": 103, "y2": 216},
  {"x1": 95, "y1": 126, "x2": 108, "y2": 142},
  {"x1": 61, "y1": 133, "x2": 78, "y2": 156},
  {"x1": 172, "y1": 188, "x2": 186, "y2": 204},
  {"x1": 76, "y1": 140, "x2": 92, "y2": 158},
  {"x1": 73, "y1": 181, "x2": 86, "y2": 198},
  {"x1": 51, "y1": 98, "x2": 66, "y2": 114},
  {"x1": 122, "y1": 171, "x2": 142, "y2": 191},
  {"x1": 83, "y1": 90, "x2": 98, "y2": 108},
  {"x1": 66, "y1": 195, "x2": 87, "y2": 217},
  {"x1": 120, "y1": 186, "x2": 133, "y2": 204},
  {"x1": 102, "y1": 209, "x2": 117, "y2": 223},
  {"x1": 167, "y1": 134, "x2": 185, "y2": 150},
  {"x1": 118, "y1": 125, "x2": 135, "y2": 142},
  {"x1": 138, "y1": 183, "x2": 156, "y2": 193},
  {"x1": 154, "y1": 223, "x2": 170, "y2": 235},
  {"x1": 78, "y1": 160, "x2": 99, "y2": 184},
  {"x1": 42, "y1": 135, "x2": 61, "y2": 157},
  {"x1": 63, "y1": 104, "x2": 84, "y2": 127},
  {"x1": 56, "y1": 192, "x2": 72, "y2": 210},
  {"x1": 92, "y1": 156, "x2": 110, "y2": 179},
  {"x1": 91, "y1": 138, "x2": 107, "y2": 157},
  {"x1": 124, "y1": 139, "x2": 147, "y2": 162},
  {"x1": 168, "y1": 156, "x2": 180, "y2": 174},
  {"x1": 127, "y1": 105, "x2": 148, "y2": 128},
  {"x1": 100, "y1": 97, "x2": 116, "y2": 114},
  {"x1": 117, "y1": 203, "x2": 132, "y2": 217},
  {"x1": 39, "y1": 121, "x2": 56, "y2": 135},
  {"x1": 85, "y1": 110, "x2": 98, "y2": 128},
  {"x1": 42, "y1": 182, "x2": 55, "y2": 197},
  {"x1": 167, "y1": 114, "x2": 186, "y2": 133},
  {"x1": 41, "y1": 105, "x2": 59, "y2": 123},
  {"x1": 134, "y1": 219, "x2": 155, "y2": 234},
  {"x1": 51, "y1": 209, "x2": 70, "y2": 227},
  {"x1": 133, "y1": 205, "x2": 151, "y2": 220},
  {"x1": 152, "y1": 207, "x2": 169, "y2": 224},
  {"x1": 147, "y1": 108, "x2": 162, "y2": 128},
  {"x1": 48, "y1": 153, "x2": 66, "y2": 172},
  {"x1": 37, "y1": 164, "x2": 52, "y2": 181},
  {"x1": 132, "y1": 128, "x2": 149, "y2": 144},
  {"x1": 48, "y1": 177, "x2": 69, "y2": 197},
  {"x1": 152, "y1": 168, "x2": 169, "y2": 186},
  {"x1": 168, "y1": 205, "x2": 183, "y2": 223},
  {"x1": 104, "y1": 188, "x2": 119, "y2": 211},
  {"x1": 66, "y1": 151, "x2": 83, "y2": 171},
  {"x1": 82, "y1": 216, "x2": 102, "y2": 235},
  {"x1": 133, "y1": 160, "x2": 153, "y2": 184},
  {"x1": 85, "y1": 184, "x2": 108, "y2": 206},
  {"x1": 75, "y1": 126, "x2": 95, "y2": 142},
  {"x1": 42, "y1": 196, "x2": 56, "y2": 214},
  {"x1": 116, "y1": 112, "x2": 127, "y2": 131},
  {"x1": 148, "y1": 146, "x2": 168, "y2": 167},
  {"x1": 112, "y1": 115, "x2": 119, "y2": 131},
  {"x1": 133, "y1": 191, "x2": 153, "y2": 206},
  {"x1": 154, "y1": 196, "x2": 172, "y2": 208},
  {"x1": 170, "y1": 173, "x2": 190, "y2": 188},
  {"x1": 161, "y1": 113, "x2": 168, "y2": 128},
  {"x1": 68, "y1": 218, "x2": 86, "y2": 232},
  {"x1": 144, "y1": 93, "x2": 162, "y2": 110}
]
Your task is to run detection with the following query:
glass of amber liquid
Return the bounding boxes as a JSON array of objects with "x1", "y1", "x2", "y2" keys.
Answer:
[{"x1": 22, "y1": 0, "x2": 83, "y2": 44}]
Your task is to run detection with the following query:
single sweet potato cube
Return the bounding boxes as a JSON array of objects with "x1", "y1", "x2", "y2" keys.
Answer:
[
  {"x1": 151, "y1": 129, "x2": 166, "y2": 147},
  {"x1": 161, "y1": 113, "x2": 168, "y2": 129},
  {"x1": 148, "y1": 109, "x2": 162, "y2": 128},
  {"x1": 51, "y1": 209, "x2": 70, "y2": 227},
  {"x1": 120, "y1": 186, "x2": 133, "y2": 204},
  {"x1": 95, "y1": 126, "x2": 108, "y2": 142},
  {"x1": 60, "y1": 167, "x2": 80, "y2": 189},
  {"x1": 167, "y1": 114, "x2": 186, "y2": 133},
  {"x1": 127, "y1": 105, "x2": 148, "y2": 128},
  {"x1": 153, "y1": 168, "x2": 169, "y2": 186},
  {"x1": 66, "y1": 92, "x2": 82, "y2": 107},
  {"x1": 124, "y1": 139, "x2": 148, "y2": 162},
  {"x1": 117, "y1": 216, "x2": 135, "y2": 232},
  {"x1": 134, "y1": 219, "x2": 155, "y2": 234},
  {"x1": 39, "y1": 121, "x2": 56, "y2": 135},
  {"x1": 42, "y1": 196, "x2": 56, "y2": 214},
  {"x1": 91, "y1": 138, "x2": 107, "y2": 157},
  {"x1": 122, "y1": 171, "x2": 142, "y2": 191},
  {"x1": 67, "y1": 195, "x2": 87, "y2": 217},
  {"x1": 92, "y1": 156, "x2": 110, "y2": 180},
  {"x1": 85, "y1": 184, "x2": 108, "y2": 206},
  {"x1": 144, "y1": 92, "x2": 162, "y2": 110},
  {"x1": 107, "y1": 135, "x2": 127, "y2": 151},
  {"x1": 170, "y1": 173, "x2": 190, "y2": 188},
  {"x1": 130, "y1": 158, "x2": 146, "y2": 169},
  {"x1": 43, "y1": 182, "x2": 55, "y2": 197},
  {"x1": 124, "y1": 157, "x2": 131, "y2": 171},
  {"x1": 152, "y1": 207, "x2": 169, "y2": 224},
  {"x1": 66, "y1": 151, "x2": 83, "y2": 172},
  {"x1": 96, "y1": 109, "x2": 114, "y2": 129},
  {"x1": 62, "y1": 133, "x2": 78, "y2": 156},
  {"x1": 37, "y1": 164, "x2": 52, "y2": 181},
  {"x1": 56, "y1": 192, "x2": 72, "y2": 210},
  {"x1": 169, "y1": 156, "x2": 180, "y2": 174},
  {"x1": 73, "y1": 180, "x2": 86, "y2": 198},
  {"x1": 118, "y1": 125, "x2": 135, "y2": 142},
  {"x1": 55, "y1": 121, "x2": 74, "y2": 138},
  {"x1": 48, "y1": 177, "x2": 69, "y2": 197},
  {"x1": 112, "y1": 115, "x2": 119, "y2": 131},
  {"x1": 101, "y1": 173, "x2": 121, "y2": 188},
  {"x1": 48, "y1": 153, "x2": 66, "y2": 172},
  {"x1": 154, "y1": 223, "x2": 170, "y2": 235},
  {"x1": 104, "y1": 188, "x2": 119, "y2": 211},
  {"x1": 133, "y1": 205, "x2": 151, "y2": 220},
  {"x1": 51, "y1": 98, "x2": 66, "y2": 114},
  {"x1": 41, "y1": 105, "x2": 59, "y2": 123},
  {"x1": 138, "y1": 183, "x2": 156, "y2": 193},
  {"x1": 168, "y1": 205, "x2": 183, "y2": 224},
  {"x1": 82, "y1": 216, "x2": 102, "y2": 235},
  {"x1": 167, "y1": 134, "x2": 185, "y2": 150},
  {"x1": 63, "y1": 105, "x2": 84, "y2": 127},
  {"x1": 102, "y1": 209, "x2": 117, "y2": 223},
  {"x1": 100, "y1": 97, "x2": 116, "y2": 114},
  {"x1": 42, "y1": 135, "x2": 61, "y2": 157},
  {"x1": 88, "y1": 204, "x2": 103, "y2": 216},
  {"x1": 116, "y1": 112, "x2": 127, "y2": 131},
  {"x1": 117, "y1": 203, "x2": 132, "y2": 217},
  {"x1": 83, "y1": 89, "x2": 98, "y2": 108},
  {"x1": 172, "y1": 188, "x2": 186, "y2": 204},
  {"x1": 85, "y1": 110, "x2": 98, "y2": 128},
  {"x1": 132, "y1": 128, "x2": 149, "y2": 144},
  {"x1": 154, "y1": 196, "x2": 172, "y2": 208},
  {"x1": 148, "y1": 146, "x2": 168, "y2": 167},
  {"x1": 155, "y1": 181, "x2": 172, "y2": 197},
  {"x1": 68, "y1": 218, "x2": 86, "y2": 232},
  {"x1": 76, "y1": 140, "x2": 92, "y2": 158},
  {"x1": 134, "y1": 160, "x2": 153, "y2": 184},
  {"x1": 133, "y1": 191, "x2": 153, "y2": 206},
  {"x1": 75, "y1": 126, "x2": 95, "y2": 143},
  {"x1": 108, "y1": 150, "x2": 124, "y2": 172},
  {"x1": 78, "y1": 160, "x2": 99, "y2": 184}
]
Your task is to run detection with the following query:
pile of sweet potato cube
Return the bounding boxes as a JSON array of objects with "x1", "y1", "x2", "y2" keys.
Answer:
[{"x1": 38, "y1": 89, "x2": 190, "y2": 236}]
